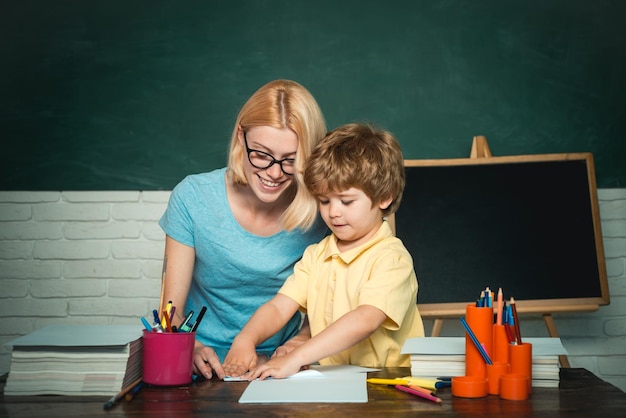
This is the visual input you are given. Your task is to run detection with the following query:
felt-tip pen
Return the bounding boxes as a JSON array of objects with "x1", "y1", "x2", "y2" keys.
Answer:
[
  {"x1": 179, "y1": 310, "x2": 194, "y2": 330},
  {"x1": 191, "y1": 306, "x2": 207, "y2": 332},
  {"x1": 140, "y1": 317, "x2": 152, "y2": 332}
]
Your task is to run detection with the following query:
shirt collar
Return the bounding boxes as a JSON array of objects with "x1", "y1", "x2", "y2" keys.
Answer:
[{"x1": 322, "y1": 220, "x2": 394, "y2": 264}]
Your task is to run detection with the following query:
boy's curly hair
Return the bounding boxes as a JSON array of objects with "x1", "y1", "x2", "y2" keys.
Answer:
[{"x1": 304, "y1": 123, "x2": 405, "y2": 217}]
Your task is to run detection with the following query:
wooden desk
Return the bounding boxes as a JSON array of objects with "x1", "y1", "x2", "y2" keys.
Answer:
[{"x1": 2, "y1": 368, "x2": 625, "y2": 417}]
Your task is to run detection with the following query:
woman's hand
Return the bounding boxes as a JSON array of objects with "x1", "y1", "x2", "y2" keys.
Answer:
[
  {"x1": 272, "y1": 333, "x2": 309, "y2": 358},
  {"x1": 273, "y1": 315, "x2": 311, "y2": 358},
  {"x1": 193, "y1": 341, "x2": 225, "y2": 380}
]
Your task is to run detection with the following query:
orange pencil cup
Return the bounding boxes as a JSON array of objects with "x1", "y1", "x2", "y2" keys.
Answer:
[
  {"x1": 492, "y1": 324, "x2": 510, "y2": 364},
  {"x1": 486, "y1": 361, "x2": 509, "y2": 395},
  {"x1": 464, "y1": 305, "x2": 493, "y2": 377},
  {"x1": 143, "y1": 330, "x2": 195, "y2": 386},
  {"x1": 509, "y1": 342, "x2": 533, "y2": 394}
]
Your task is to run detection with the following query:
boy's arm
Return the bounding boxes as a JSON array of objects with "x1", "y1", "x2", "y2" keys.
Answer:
[
  {"x1": 247, "y1": 304, "x2": 387, "y2": 380},
  {"x1": 222, "y1": 294, "x2": 300, "y2": 377}
]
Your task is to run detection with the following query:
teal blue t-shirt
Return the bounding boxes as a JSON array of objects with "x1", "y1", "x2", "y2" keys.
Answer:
[{"x1": 159, "y1": 168, "x2": 328, "y2": 361}]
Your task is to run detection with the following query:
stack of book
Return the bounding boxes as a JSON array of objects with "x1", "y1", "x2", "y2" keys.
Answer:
[
  {"x1": 401, "y1": 337, "x2": 567, "y2": 388},
  {"x1": 3, "y1": 324, "x2": 143, "y2": 396}
]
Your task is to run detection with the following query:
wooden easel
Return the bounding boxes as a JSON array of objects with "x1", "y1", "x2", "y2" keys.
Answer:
[{"x1": 430, "y1": 135, "x2": 571, "y2": 367}]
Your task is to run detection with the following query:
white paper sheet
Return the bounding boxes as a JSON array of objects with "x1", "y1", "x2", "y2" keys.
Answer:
[{"x1": 238, "y1": 365, "x2": 375, "y2": 403}]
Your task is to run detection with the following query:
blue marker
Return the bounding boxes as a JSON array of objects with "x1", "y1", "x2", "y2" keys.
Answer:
[{"x1": 140, "y1": 317, "x2": 152, "y2": 332}]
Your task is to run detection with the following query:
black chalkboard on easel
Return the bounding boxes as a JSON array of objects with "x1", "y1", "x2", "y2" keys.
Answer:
[{"x1": 391, "y1": 137, "x2": 609, "y2": 323}]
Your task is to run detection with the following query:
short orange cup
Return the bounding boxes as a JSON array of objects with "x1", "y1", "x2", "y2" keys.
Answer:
[
  {"x1": 451, "y1": 376, "x2": 488, "y2": 398},
  {"x1": 499, "y1": 373, "x2": 530, "y2": 400}
]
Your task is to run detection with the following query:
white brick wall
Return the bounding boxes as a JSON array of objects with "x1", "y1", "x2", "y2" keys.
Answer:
[{"x1": 0, "y1": 189, "x2": 625, "y2": 392}]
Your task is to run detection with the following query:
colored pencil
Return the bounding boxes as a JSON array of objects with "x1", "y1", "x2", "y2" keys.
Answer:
[
  {"x1": 395, "y1": 385, "x2": 442, "y2": 403},
  {"x1": 103, "y1": 377, "x2": 143, "y2": 410},
  {"x1": 510, "y1": 297, "x2": 523, "y2": 344},
  {"x1": 460, "y1": 317, "x2": 493, "y2": 365}
]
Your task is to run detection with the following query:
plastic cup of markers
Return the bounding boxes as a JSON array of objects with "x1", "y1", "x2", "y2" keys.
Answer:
[{"x1": 142, "y1": 330, "x2": 195, "y2": 386}]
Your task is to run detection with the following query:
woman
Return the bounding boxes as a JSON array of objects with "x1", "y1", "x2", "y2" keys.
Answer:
[{"x1": 158, "y1": 80, "x2": 328, "y2": 380}]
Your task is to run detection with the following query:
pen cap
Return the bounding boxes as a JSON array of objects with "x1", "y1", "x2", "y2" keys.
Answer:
[
  {"x1": 142, "y1": 330, "x2": 195, "y2": 386},
  {"x1": 464, "y1": 304, "x2": 493, "y2": 378}
]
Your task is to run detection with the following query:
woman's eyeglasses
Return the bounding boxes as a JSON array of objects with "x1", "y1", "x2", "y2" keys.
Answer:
[{"x1": 244, "y1": 133, "x2": 295, "y2": 175}]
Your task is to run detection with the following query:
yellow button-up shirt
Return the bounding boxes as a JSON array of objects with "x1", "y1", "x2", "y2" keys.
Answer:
[{"x1": 279, "y1": 221, "x2": 424, "y2": 367}]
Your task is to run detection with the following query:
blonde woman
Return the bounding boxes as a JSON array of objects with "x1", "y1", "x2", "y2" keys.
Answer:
[{"x1": 159, "y1": 80, "x2": 328, "y2": 380}]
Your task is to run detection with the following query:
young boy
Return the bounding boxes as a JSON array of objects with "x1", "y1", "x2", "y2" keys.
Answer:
[{"x1": 223, "y1": 123, "x2": 424, "y2": 380}]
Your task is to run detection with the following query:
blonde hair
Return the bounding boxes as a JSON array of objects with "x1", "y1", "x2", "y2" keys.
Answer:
[
  {"x1": 304, "y1": 123, "x2": 405, "y2": 217},
  {"x1": 226, "y1": 80, "x2": 326, "y2": 231}
]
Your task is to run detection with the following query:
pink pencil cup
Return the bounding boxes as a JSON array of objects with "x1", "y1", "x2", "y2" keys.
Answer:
[{"x1": 142, "y1": 330, "x2": 195, "y2": 386}]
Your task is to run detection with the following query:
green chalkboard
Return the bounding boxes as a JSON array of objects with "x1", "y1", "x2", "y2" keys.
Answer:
[{"x1": 1, "y1": 0, "x2": 625, "y2": 190}]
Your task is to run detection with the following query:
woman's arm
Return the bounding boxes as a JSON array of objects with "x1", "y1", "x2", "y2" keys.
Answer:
[
  {"x1": 160, "y1": 235, "x2": 194, "y2": 323},
  {"x1": 161, "y1": 235, "x2": 225, "y2": 380},
  {"x1": 272, "y1": 315, "x2": 311, "y2": 358}
]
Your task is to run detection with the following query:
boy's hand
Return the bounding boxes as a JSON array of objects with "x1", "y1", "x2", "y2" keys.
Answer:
[
  {"x1": 222, "y1": 339, "x2": 258, "y2": 378},
  {"x1": 246, "y1": 354, "x2": 304, "y2": 380}
]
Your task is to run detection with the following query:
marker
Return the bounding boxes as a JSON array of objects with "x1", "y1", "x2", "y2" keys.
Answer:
[
  {"x1": 395, "y1": 385, "x2": 442, "y2": 403},
  {"x1": 367, "y1": 378, "x2": 412, "y2": 386},
  {"x1": 368, "y1": 377, "x2": 448, "y2": 391},
  {"x1": 179, "y1": 310, "x2": 194, "y2": 330},
  {"x1": 162, "y1": 301, "x2": 172, "y2": 328},
  {"x1": 163, "y1": 309, "x2": 173, "y2": 332},
  {"x1": 191, "y1": 306, "x2": 207, "y2": 332},
  {"x1": 169, "y1": 306, "x2": 176, "y2": 324},
  {"x1": 140, "y1": 317, "x2": 152, "y2": 332},
  {"x1": 404, "y1": 376, "x2": 450, "y2": 390}
]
